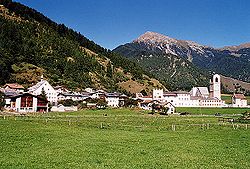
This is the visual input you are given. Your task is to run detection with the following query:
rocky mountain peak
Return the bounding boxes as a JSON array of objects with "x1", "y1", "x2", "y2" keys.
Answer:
[
  {"x1": 134, "y1": 31, "x2": 178, "y2": 44},
  {"x1": 220, "y1": 42, "x2": 250, "y2": 51}
]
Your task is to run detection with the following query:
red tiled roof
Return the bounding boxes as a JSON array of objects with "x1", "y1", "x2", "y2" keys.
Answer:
[
  {"x1": 142, "y1": 95, "x2": 152, "y2": 98},
  {"x1": 233, "y1": 94, "x2": 246, "y2": 99},
  {"x1": 5, "y1": 83, "x2": 24, "y2": 89}
]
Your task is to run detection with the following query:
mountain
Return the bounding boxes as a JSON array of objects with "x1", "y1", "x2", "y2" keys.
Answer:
[
  {"x1": 221, "y1": 75, "x2": 250, "y2": 95},
  {"x1": 0, "y1": 1, "x2": 165, "y2": 95},
  {"x1": 114, "y1": 32, "x2": 209, "y2": 90},
  {"x1": 114, "y1": 31, "x2": 250, "y2": 89}
]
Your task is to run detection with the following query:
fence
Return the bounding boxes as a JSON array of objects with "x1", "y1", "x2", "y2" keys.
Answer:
[{"x1": 0, "y1": 114, "x2": 249, "y2": 132}]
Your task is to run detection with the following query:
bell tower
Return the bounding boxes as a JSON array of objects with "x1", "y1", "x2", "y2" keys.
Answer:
[{"x1": 210, "y1": 74, "x2": 221, "y2": 100}]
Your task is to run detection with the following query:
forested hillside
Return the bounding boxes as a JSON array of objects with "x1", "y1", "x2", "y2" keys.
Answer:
[
  {"x1": 0, "y1": 0, "x2": 164, "y2": 94},
  {"x1": 114, "y1": 41, "x2": 209, "y2": 90},
  {"x1": 114, "y1": 31, "x2": 250, "y2": 90}
]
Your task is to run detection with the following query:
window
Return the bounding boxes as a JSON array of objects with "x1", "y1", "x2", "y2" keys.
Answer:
[
  {"x1": 215, "y1": 77, "x2": 218, "y2": 82},
  {"x1": 21, "y1": 96, "x2": 33, "y2": 107}
]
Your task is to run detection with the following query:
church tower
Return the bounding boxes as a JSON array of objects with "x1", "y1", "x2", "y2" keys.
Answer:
[{"x1": 210, "y1": 74, "x2": 221, "y2": 100}]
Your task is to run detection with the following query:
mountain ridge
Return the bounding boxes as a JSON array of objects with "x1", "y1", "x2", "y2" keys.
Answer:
[{"x1": 114, "y1": 31, "x2": 250, "y2": 83}]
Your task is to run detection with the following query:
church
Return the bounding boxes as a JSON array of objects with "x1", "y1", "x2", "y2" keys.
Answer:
[{"x1": 137, "y1": 74, "x2": 226, "y2": 108}]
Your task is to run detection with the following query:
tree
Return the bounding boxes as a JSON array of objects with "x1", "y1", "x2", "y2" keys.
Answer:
[
  {"x1": 107, "y1": 61, "x2": 113, "y2": 78},
  {"x1": 96, "y1": 99, "x2": 107, "y2": 109},
  {"x1": 140, "y1": 89, "x2": 148, "y2": 96},
  {"x1": 40, "y1": 87, "x2": 47, "y2": 100},
  {"x1": 0, "y1": 91, "x2": 6, "y2": 111},
  {"x1": 124, "y1": 98, "x2": 138, "y2": 108}
]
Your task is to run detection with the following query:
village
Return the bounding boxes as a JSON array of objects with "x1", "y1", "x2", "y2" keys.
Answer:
[{"x1": 0, "y1": 74, "x2": 249, "y2": 114}]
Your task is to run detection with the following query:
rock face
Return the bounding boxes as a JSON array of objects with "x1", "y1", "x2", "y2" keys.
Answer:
[{"x1": 114, "y1": 31, "x2": 250, "y2": 83}]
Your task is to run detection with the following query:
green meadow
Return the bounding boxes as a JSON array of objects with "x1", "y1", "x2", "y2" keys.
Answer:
[
  {"x1": 0, "y1": 108, "x2": 250, "y2": 168},
  {"x1": 176, "y1": 107, "x2": 250, "y2": 115}
]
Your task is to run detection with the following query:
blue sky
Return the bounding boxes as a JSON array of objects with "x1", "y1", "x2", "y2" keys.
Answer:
[{"x1": 15, "y1": 0, "x2": 250, "y2": 49}]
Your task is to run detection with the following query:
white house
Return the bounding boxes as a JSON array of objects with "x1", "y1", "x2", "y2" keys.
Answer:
[
  {"x1": 153, "y1": 89, "x2": 164, "y2": 101},
  {"x1": 28, "y1": 79, "x2": 57, "y2": 105},
  {"x1": 105, "y1": 93, "x2": 120, "y2": 107},
  {"x1": 163, "y1": 91, "x2": 191, "y2": 107},
  {"x1": 232, "y1": 94, "x2": 248, "y2": 107},
  {"x1": 57, "y1": 92, "x2": 90, "y2": 101},
  {"x1": 164, "y1": 102, "x2": 175, "y2": 114},
  {"x1": 51, "y1": 104, "x2": 78, "y2": 112},
  {"x1": 90, "y1": 90, "x2": 106, "y2": 99},
  {"x1": 54, "y1": 86, "x2": 69, "y2": 95}
]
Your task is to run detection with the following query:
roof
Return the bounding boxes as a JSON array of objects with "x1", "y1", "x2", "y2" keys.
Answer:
[
  {"x1": 138, "y1": 95, "x2": 152, "y2": 99},
  {"x1": 5, "y1": 83, "x2": 24, "y2": 89},
  {"x1": 58, "y1": 92, "x2": 90, "y2": 97},
  {"x1": 141, "y1": 100, "x2": 160, "y2": 104},
  {"x1": 163, "y1": 102, "x2": 176, "y2": 108},
  {"x1": 3, "y1": 90, "x2": 18, "y2": 97},
  {"x1": 233, "y1": 94, "x2": 246, "y2": 99},
  {"x1": 163, "y1": 92, "x2": 177, "y2": 96},
  {"x1": 10, "y1": 92, "x2": 48, "y2": 102},
  {"x1": 28, "y1": 80, "x2": 48, "y2": 92},
  {"x1": 105, "y1": 93, "x2": 120, "y2": 97},
  {"x1": 164, "y1": 91, "x2": 190, "y2": 96},
  {"x1": 190, "y1": 87, "x2": 209, "y2": 97},
  {"x1": 197, "y1": 87, "x2": 209, "y2": 95},
  {"x1": 120, "y1": 94, "x2": 128, "y2": 98}
]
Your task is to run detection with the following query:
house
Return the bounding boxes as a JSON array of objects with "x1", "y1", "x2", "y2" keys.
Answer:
[
  {"x1": 28, "y1": 79, "x2": 57, "y2": 105},
  {"x1": 138, "y1": 100, "x2": 160, "y2": 110},
  {"x1": 138, "y1": 100, "x2": 175, "y2": 114},
  {"x1": 105, "y1": 93, "x2": 120, "y2": 107},
  {"x1": 57, "y1": 92, "x2": 90, "y2": 101},
  {"x1": 119, "y1": 94, "x2": 128, "y2": 107},
  {"x1": 51, "y1": 104, "x2": 77, "y2": 112},
  {"x1": 163, "y1": 91, "x2": 191, "y2": 107},
  {"x1": 90, "y1": 90, "x2": 106, "y2": 99},
  {"x1": 8, "y1": 93, "x2": 48, "y2": 113},
  {"x1": 85, "y1": 88, "x2": 94, "y2": 93},
  {"x1": 54, "y1": 86, "x2": 69, "y2": 94},
  {"x1": 232, "y1": 94, "x2": 248, "y2": 107},
  {"x1": 136, "y1": 93, "x2": 153, "y2": 102},
  {"x1": 2, "y1": 90, "x2": 19, "y2": 108},
  {"x1": 4, "y1": 83, "x2": 25, "y2": 93},
  {"x1": 163, "y1": 102, "x2": 175, "y2": 114}
]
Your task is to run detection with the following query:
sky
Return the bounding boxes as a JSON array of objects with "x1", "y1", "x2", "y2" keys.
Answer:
[{"x1": 15, "y1": 0, "x2": 250, "y2": 50}]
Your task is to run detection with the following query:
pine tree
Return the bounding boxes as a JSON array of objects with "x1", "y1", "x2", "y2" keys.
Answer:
[
  {"x1": 0, "y1": 91, "x2": 5, "y2": 111},
  {"x1": 107, "y1": 61, "x2": 113, "y2": 78},
  {"x1": 40, "y1": 87, "x2": 47, "y2": 100}
]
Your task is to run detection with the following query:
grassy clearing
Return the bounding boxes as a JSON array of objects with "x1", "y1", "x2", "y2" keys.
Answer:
[
  {"x1": 0, "y1": 108, "x2": 250, "y2": 168},
  {"x1": 221, "y1": 95, "x2": 232, "y2": 104}
]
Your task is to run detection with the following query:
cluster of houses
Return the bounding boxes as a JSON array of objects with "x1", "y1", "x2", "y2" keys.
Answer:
[
  {"x1": 0, "y1": 77, "x2": 128, "y2": 113},
  {"x1": 136, "y1": 74, "x2": 249, "y2": 111},
  {"x1": 0, "y1": 74, "x2": 249, "y2": 114}
]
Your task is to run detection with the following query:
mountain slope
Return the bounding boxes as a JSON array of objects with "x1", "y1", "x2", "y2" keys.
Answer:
[
  {"x1": 114, "y1": 31, "x2": 250, "y2": 86},
  {"x1": 114, "y1": 32, "x2": 209, "y2": 90},
  {"x1": 0, "y1": 1, "x2": 165, "y2": 94}
]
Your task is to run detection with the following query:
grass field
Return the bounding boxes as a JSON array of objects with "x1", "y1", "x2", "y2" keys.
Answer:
[
  {"x1": 176, "y1": 107, "x2": 250, "y2": 115},
  {"x1": 0, "y1": 108, "x2": 250, "y2": 168}
]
